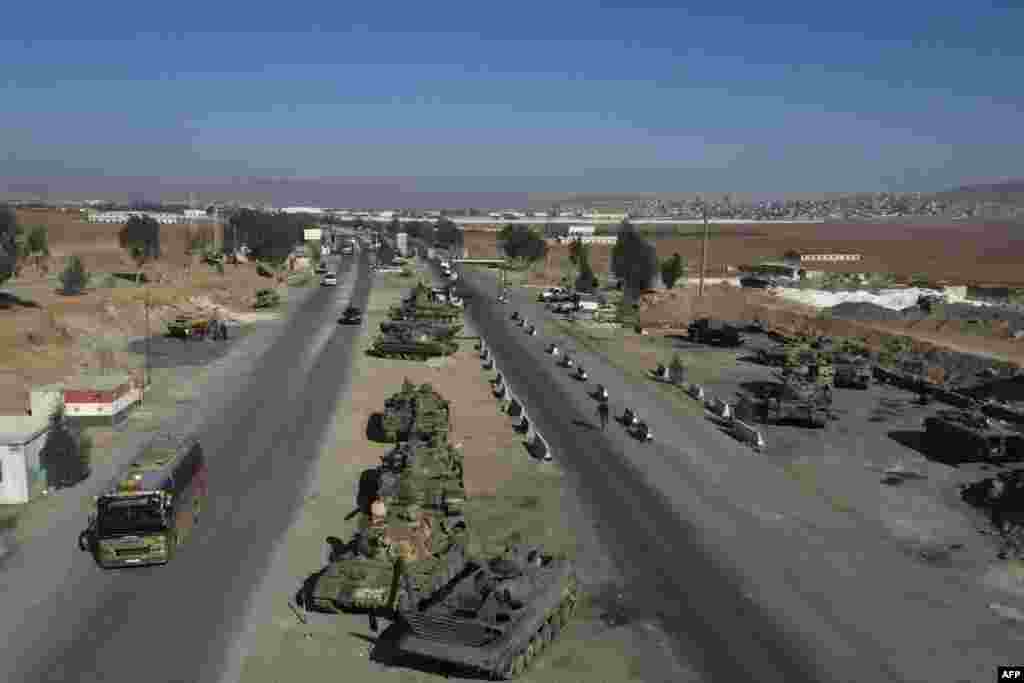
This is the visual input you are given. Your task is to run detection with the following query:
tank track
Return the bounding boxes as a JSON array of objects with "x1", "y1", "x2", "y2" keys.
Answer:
[{"x1": 487, "y1": 577, "x2": 580, "y2": 680}]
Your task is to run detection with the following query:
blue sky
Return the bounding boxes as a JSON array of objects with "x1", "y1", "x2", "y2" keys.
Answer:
[{"x1": 1, "y1": 0, "x2": 1021, "y2": 199}]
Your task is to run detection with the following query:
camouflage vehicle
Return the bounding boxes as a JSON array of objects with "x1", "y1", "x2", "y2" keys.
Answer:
[
  {"x1": 381, "y1": 379, "x2": 452, "y2": 443},
  {"x1": 374, "y1": 441, "x2": 467, "y2": 515},
  {"x1": 380, "y1": 319, "x2": 463, "y2": 341},
  {"x1": 833, "y1": 353, "x2": 872, "y2": 389},
  {"x1": 305, "y1": 496, "x2": 470, "y2": 614},
  {"x1": 166, "y1": 315, "x2": 211, "y2": 339},
  {"x1": 687, "y1": 317, "x2": 743, "y2": 347},
  {"x1": 370, "y1": 326, "x2": 458, "y2": 360},
  {"x1": 923, "y1": 409, "x2": 1024, "y2": 463},
  {"x1": 734, "y1": 377, "x2": 832, "y2": 428},
  {"x1": 392, "y1": 544, "x2": 578, "y2": 680},
  {"x1": 389, "y1": 282, "x2": 463, "y2": 322}
]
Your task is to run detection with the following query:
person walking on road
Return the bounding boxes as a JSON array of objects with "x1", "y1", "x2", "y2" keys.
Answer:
[{"x1": 597, "y1": 401, "x2": 610, "y2": 431}]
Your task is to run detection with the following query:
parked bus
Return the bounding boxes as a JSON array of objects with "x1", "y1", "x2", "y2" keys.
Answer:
[{"x1": 79, "y1": 434, "x2": 207, "y2": 568}]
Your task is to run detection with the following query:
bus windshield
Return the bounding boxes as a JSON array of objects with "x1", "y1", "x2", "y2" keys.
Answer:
[{"x1": 97, "y1": 496, "x2": 167, "y2": 537}]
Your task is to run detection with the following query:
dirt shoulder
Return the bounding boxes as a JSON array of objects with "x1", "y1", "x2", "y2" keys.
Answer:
[
  {"x1": 0, "y1": 258, "x2": 317, "y2": 540},
  {"x1": 236, "y1": 265, "x2": 684, "y2": 683}
]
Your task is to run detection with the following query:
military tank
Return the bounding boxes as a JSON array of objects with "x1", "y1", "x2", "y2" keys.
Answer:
[
  {"x1": 833, "y1": 352, "x2": 872, "y2": 389},
  {"x1": 380, "y1": 319, "x2": 463, "y2": 341},
  {"x1": 392, "y1": 544, "x2": 579, "y2": 680},
  {"x1": 370, "y1": 326, "x2": 458, "y2": 360},
  {"x1": 389, "y1": 282, "x2": 463, "y2": 322},
  {"x1": 374, "y1": 440, "x2": 467, "y2": 515},
  {"x1": 923, "y1": 409, "x2": 1024, "y2": 463},
  {"x1": 734, "y1": 376, "x2": 832, "y2": 428},
  {"x1": 381, "y1": 380, "x2": 452, "y2": 443},
  {"x1": 305, "y1": 496, "x2": 470, "y2": 615}
]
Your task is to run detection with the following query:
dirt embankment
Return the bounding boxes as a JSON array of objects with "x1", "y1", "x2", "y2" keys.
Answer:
[
  {"x1": 461, "y1": 226, "x2": 1024, "y2": 369},
  {"x1": 1, "y1": 218, "x2": 285, "y2": 415},
  {"x1": 462, "y1": 221, "x2": 1024, "y2": 285}
]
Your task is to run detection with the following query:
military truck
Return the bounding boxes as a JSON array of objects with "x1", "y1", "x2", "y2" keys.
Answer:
[
  {"x1": 305, "y1": 495, "x2": 470, "y2": 615},
  {"x1": 833, "y1": 353, "x2": 872, "y2": 389},
  {"x1": 381, "y1": 379, "x2": 452, "y2": 443},
  {"x1": 923, "y1": 409, "x2": 1024, "y2": 464},
  {"x1": 687, "y1": 318, "x2": 743, "y2": 347},
  {"x1": 734, "y1": 377, "x2": 832, "y2": 428},
  {"x1": 392, "y1": 544, "x2": 579, "y2": 680}
]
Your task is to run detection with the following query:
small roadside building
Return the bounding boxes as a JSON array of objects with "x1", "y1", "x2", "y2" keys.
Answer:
[
  {"x1": 0, "y1": 388, "x2": 63, "y2": 504},
  {"x1": 58, "y1": 373, "x2": 141, "y2": 428}
]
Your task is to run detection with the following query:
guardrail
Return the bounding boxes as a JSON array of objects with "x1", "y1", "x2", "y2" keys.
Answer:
[{"x1": 479, "y1": 335, "x2": 554, "y2": 462}]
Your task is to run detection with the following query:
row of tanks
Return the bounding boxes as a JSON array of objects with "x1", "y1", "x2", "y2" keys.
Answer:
[
  {"x1": 370, "y1": 282, "x2": 465, "y2": 360},
  {"x1": 303, "y1": 379, "x2": 578, "y2": 679}
]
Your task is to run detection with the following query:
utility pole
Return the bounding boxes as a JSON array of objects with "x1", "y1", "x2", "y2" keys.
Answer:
[
  {"x1": 144, "y1": 289, "x2": 151, "y2": 406},
  {"x1": 698, "y1": 196, "x2": 710, "y2": 297}
]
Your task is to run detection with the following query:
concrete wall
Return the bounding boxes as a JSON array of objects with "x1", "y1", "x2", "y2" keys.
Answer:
[{"x1": 0, "y1": 425, "x2": 49, "y2": 504}]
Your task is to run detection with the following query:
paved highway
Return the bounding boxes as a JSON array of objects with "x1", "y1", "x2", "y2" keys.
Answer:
[
  {"x1": 452, "y1": 263, "x2": 1017, "y2": 683},
  {"x1": 0, "y1": 253, "x2": 371, "y2": 683}
]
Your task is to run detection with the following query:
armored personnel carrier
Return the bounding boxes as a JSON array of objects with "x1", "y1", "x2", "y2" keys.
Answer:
[
  {"x1": 392, "y1": 544, "x2": 579, "y2": 680},
  {"x1": 687, "y1": 317, "x2": 743, "y2": 347},
  {"x1": 923, "y1": 409, "x2": 1024, "y2": 463},
  {"x1": 381, "y1": 380, "x2": 452, "y2": 443},
  {"x1": 370, "y1": 326, "x2": 458, "y2": 360},
  {"x1": 734, "y1": 377, "x2": 832, "y2": 428},
  {"x1": 305, "y1": 496, "x2": 470, "y2": 615},
  {"x1": 833, "y1": 353, "x2": 872, "y2": 389},
  {"x1": 374, "y1": 440, "x2": 467, "y2": 515}
]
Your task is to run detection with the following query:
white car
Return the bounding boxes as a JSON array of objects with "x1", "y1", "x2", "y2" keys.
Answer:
[{"x1": 321, "y1": 272, "x2": 338, "y2": 286}]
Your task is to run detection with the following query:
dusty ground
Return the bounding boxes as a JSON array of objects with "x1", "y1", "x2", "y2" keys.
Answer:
[
  {"x1": 461, "y1": 220, "x2": 1024, "y2": 285},
  {"x1": 462, "y1": 224, "x2": 1024, "y2": 367},
  {"x1": 1, "y1": 261, "x2": 298, "y2": 414},
  {"x1": 534, "y1": 309, "x2": 1024, "y2": 609},
  {"x1": 237, "y1": 266, "x2": 675, "y2": 683}
]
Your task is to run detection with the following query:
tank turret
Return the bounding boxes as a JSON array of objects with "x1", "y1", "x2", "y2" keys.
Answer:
[{"x1": 392, "y1": 544, "x2": 579, "y2": 679}]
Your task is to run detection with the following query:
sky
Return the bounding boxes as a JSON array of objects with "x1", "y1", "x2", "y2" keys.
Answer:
[{"x1": 1, "y1": 0, "x2": 1022, "y2": 203}]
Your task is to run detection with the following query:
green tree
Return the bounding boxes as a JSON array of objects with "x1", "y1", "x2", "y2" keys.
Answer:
[
  {"x1": 58, "y1": 255, "x2": 89, "y2": 295},
  {"x1": 568, "y1": 238, "x2": 590, "y2": 268},
  {"x1": 0, "y1": 206, "x2": 18, "y2": 286},
  {"x1": 660, "y1": 253, "x2": 686, "y2": 289},
  {"x1": 610, "y1": 220, "x2": 657, "y2": 300},
  {"x1": 24, "y1": 225, "x2": 50, "y2": 274},
  {"x1": 118, "y1": 215, "x2": 161, "y2": 283},
  {"x1": 227, "y1": 209, "x2": 304, "y2": 266},
  {"x1": 498, "y1": 225, "x2": 547, "y2": 263},
  {"x1": 435, "y1": 218, "x2": 461, "y2": 250},
  {"x1": 40, "y1": 404, "x2": 89, "y2": 488}
]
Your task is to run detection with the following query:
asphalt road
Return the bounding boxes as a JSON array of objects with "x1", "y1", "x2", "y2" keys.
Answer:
[
  {"x1": 0, "y1": 253, "x2": 372, "y2": 683},
  {"x1": 451, "y1": 264, "x2": 1018, "y2": 683}
]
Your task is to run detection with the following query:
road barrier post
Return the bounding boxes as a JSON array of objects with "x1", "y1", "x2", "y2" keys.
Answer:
[{"x1": 730, "y1": 419, "x2": 766, "y2": 452}]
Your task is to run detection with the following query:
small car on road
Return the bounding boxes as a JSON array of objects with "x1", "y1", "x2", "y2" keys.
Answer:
[{"x1": 339, "y1": 306, "x2": 363, "y2": 324}]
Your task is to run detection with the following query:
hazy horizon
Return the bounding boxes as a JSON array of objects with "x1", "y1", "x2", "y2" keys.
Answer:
[{"x1": 3, "y1": 1, "x2": 1022, "y2": 205}]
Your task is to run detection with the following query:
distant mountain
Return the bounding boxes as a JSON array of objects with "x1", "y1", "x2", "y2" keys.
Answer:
[
  {"x1": 940, "y1": 179, "x2": 1024, "y2": 206},
  {"x1": 947, "y1": 179, "x2": 1024, "y2": 194}
]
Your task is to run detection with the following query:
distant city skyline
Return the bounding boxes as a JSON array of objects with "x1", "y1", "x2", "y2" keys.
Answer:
[{"x1": 2, "y1": 1, "x2": 1021, "y2": 202}]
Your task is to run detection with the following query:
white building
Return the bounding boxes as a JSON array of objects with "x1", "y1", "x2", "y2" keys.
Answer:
[
  {"x1": 799, "y1": 253, "x2": 863, "y2": 263},
  {"x1": 568, "y1": 225, "x2": 595, "y2": 237},
  {"x1": 0, "y1": 388, "x2": 62, "y2": 504},
  {"x1": 280, "y1": 207, "x2": 325, "y2": 215},
  {"x1": 377, "y1": 211, "x2": 396, "y2": 219},
  {"x1": 396, "y1": 232, "x2": 409, "y2": 256},
  {"x1": 184, "y1": 209, "x2": 207, "y2": 219}
]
